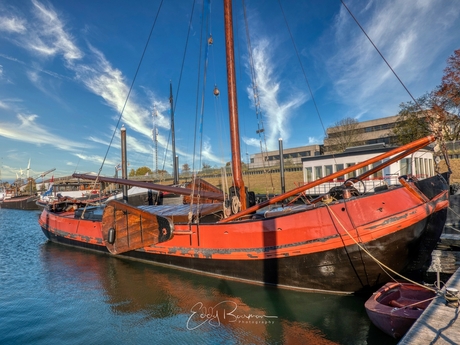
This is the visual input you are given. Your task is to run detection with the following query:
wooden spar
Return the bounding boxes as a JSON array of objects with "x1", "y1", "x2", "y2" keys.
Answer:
[
  {"x1": 224, "y1": 0, "x2": 246, "y2": 210},
  {"x1": 72, "y1": 173, "x2": 225, "y2": 201},
  {"x1": 101, "y1": 200, "x2": 174, "y2": 254},
  {"x1": 219, "y1": 135, "x2": 437, "y2": 223}
]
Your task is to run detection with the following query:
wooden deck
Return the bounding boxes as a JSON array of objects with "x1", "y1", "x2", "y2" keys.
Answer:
[{"x1": 399, "y1": 267, "x2": 460, "y2": 344}]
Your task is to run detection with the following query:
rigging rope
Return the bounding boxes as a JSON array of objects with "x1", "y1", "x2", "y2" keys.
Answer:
[
  {"x1": 276, "y1": 0, "x2": 347, "y2": 180},
  {"x1": 161, "y1": 0, "x2": 197, "y2": 175},
  {"x1": 79, "y1": 0, "x2": 165, "y2": 216},
  {"x1": 340, "y1": 0, "x2": 451, "y2": 173},
  {"x1": 325, "y1": 203, "x2": 438, "y2": 293},
  {"x1": 242, "y1": 0, "x2": 275, "y2": 197}
]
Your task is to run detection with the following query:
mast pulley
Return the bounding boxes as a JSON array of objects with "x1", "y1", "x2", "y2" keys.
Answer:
[{"x1": 213, "y1": 85, "x2": 220, "y2": 97}]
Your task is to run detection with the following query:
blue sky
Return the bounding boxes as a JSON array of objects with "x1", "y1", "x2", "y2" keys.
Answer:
[{"x1": 0, "y1": 0, "x2": 459, "y2": 182}]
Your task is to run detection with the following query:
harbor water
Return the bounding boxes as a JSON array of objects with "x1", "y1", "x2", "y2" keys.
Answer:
[{"x1": 0, "y1": 208, "x2": 398, "y2": 345}]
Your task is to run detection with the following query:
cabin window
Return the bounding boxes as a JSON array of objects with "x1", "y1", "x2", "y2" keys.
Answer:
[
  {"x1": 314, "y1": 166, "x2": 323, "y2": 179},
  {"x1": 400, "y1": 158, "x2": 410, "y2": 175},
  {"x1": 372, "y1": 161, "x2": 383, "y2": 179},
  {"x1": 346, "y1": 163, "x2": 356, "y2": 178},
  {"x1": 335, "y1": 163, "x2": 344, "y2": 181},
  {"x1": 325, "y1": 165, "x2": 333, "y2": 176},
  {"x1": 359, "y1": 164, "x2": 368, "y2": 177},
  {"x1": 305, "y1": 167, "x2": 313, "y2": 182},
  {"x1": 414, "y1": 158, "x2": 420, "y2": 178}
]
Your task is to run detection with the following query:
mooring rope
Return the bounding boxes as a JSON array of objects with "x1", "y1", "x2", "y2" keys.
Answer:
[{"x1": 325, "y1": 203, "x2": 438, "y2": 293}]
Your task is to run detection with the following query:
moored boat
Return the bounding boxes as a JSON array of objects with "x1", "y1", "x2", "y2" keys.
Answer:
[
  {"x1": 0, "y1": 186, "x2": 5, "y2": 202},
  {"x1": 38, "y1": 135, "x2": 450, "y2": 294},
  {"x1": 365, "y1": 282, "x2": 437, "y2": 339},
  {"x1": 38, "y1": 179, "x2": 102, "y2": 204},
  {"x1": 37, "y1": 0, "x2": 451, "y2": 294},
  {"x1": 1, "y1": 195, "x2": 40, "y2": 210}
]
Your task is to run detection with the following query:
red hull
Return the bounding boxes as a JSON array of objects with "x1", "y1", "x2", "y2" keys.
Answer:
[
  {"x1": 365, "y1": 282, "x2": 436, "y2": 338},
  {"x1": 38, "y1": 174, "x2": 449, "y2": 294}
]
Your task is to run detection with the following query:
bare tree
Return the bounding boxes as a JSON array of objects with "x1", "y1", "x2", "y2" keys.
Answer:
[
  {"x1": 182, "y1": 163, "x2": 191, "y2": 177},
  {"x1": 325, "y1": 117, "x2": 364, "y2": 153}
]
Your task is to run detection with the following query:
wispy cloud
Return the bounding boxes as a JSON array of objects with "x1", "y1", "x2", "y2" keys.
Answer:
[
  {"x1": 0, "y1": 0, "x2": 175, "y2": 167},
  {"x1": 245, "y1": 38, "x2": 308, "y2": 150},
  {"x1": 0, "y1": 15, "x2": 26, "y2": 33},
  {"x1": 73, "y1": 46, "x2": 153, "y2": 136},
  {"x1": 327, "y1": 0, "x2": 460, "y2": 118},
  {"x1": 28, "y1": 0, "x2": 82, "y2": 61},
  {"x1": 73, "y1": 152, "x2": 117, "y2": 169},
  {"x1": 0, "y1": 114, "x2": 91, "y2": 151}
]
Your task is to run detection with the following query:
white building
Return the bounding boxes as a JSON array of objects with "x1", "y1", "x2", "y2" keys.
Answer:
[{"x1": 301, "y1": 143, "x2": 435, "y2": 195}]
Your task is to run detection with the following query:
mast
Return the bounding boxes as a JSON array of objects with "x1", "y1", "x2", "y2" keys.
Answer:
[
  {"x1": 170, "y1": 82, "x2": 178, "y2": 185},
  {"x1": 152, "y1": 109, "x2": 158, "y2": 176},
  {"x1": 121, "y1": 125, "x2": 128, "y2": 203},
  {"x1": 224, "y1": 0, "x2": 246, "y2": 210}
]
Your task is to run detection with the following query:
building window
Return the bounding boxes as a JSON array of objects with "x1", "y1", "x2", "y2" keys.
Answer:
[
  {"x1": 400, "y1": 158, "x2": 410, "y2": 175},
  {"x1": 325, "y1": 165, "x2": 333, "y2": 179},
  {"x1": 346, "y1": 163, "x2": 356, "y2": 178},
  {"x1": 315, "y1": 166, "x2": 323, "y2": 179},
  {"x1": 415, "y1": 158, "x2": 421, "y2": 177},
  {"x1": 360, "y1": 164, "x2": 369, "y2": 176},
  {"x1": 372, "y1": 161, "x2": 383, "y2": 179},
  {"x1": 305, "y1": 167, "x2": 313, "y2": 182},
  {"x1": 335, "y1": 163, "x2": 344, "y2": 181}
]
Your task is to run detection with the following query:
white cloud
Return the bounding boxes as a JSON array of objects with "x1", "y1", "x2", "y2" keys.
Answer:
[
  {"x1": 29, "y1": 0, "x2": 82, "y2": 61},
  {"x1": 0, "y1": 0, "x2": 175, "y2": 165},
  {"x1": 327, "y1": 0, "x2": 460, "y2": 118},
  {"x1": 307, "y1": 137, "x2": 321, "y2": 145},
  {"x1": 0, "y1": 114, "x2": 90, "y2": 151},
  {"x1": 73, "y1": 152, "x2": 117, "y2": 168},
  {"x1": 0, "y1": 16, "x2": 26, "y2": 33},
  {"x1": 247, "y1": 38, "x2": 307, "y2": 150},
  {"x1": 242, "y1": 136, "x2": 260, "y2": 149}
]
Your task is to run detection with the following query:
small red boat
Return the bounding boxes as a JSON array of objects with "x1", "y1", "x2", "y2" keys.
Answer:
[{"x1": 365, "y1": 282, "x2": 437, "y2": 339}]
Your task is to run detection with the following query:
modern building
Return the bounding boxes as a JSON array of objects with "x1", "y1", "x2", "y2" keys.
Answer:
[
  {"x1": 248, "y1": 144, "x2": 323, "y2": 169},
  {"x1": 324, "y1": 115, "x2": 399, "y2": 153}
]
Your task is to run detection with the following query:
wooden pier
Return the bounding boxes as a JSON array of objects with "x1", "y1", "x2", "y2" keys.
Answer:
[{"x1": 399, "y1": 267, "x2": 460, "y2": 344}]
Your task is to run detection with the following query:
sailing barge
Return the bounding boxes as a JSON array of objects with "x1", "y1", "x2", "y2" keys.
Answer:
[
  {"x1": 38, "y1": 0, "x2": 449, "y2": 294},
  {"x1": 38, "y1": 133, "x2": 449, "y2": 294}
]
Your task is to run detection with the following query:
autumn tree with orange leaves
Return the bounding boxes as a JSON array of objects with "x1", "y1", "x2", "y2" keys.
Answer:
[
  {"x1": 393, "y1": 49, "x2": 460, "y2": 145},
  {"x1": 439, "y1": 49, "x2": 460, "y2": 107}
]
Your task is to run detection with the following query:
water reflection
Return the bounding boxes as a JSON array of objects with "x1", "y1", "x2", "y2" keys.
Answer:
[{"x1": 39, "y1": 242, "x2": 397, "y2": 345}]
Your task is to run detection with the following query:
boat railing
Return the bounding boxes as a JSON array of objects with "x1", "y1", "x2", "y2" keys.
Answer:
[{"x1": 304, "y1": 176, "x2": 401, "y2": 196}]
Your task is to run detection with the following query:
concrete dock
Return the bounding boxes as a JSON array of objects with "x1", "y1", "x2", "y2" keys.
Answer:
[{"x1": 398, "y1": 267, "x2": 460, "y2": 344}]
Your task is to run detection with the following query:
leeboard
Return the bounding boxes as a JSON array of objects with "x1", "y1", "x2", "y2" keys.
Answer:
[{"x1": 101, "y1": 200, "x2": 174, "y2": 254}]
